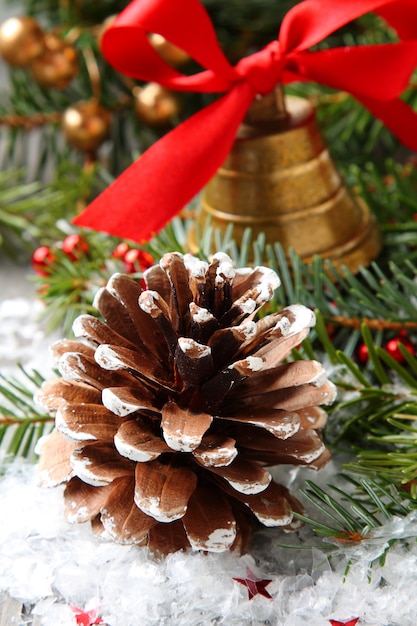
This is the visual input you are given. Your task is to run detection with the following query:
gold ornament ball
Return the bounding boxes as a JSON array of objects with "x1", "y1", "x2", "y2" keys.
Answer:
[
  {"x1": 0, "y1": 16, "x2": 45, "y2": 67},
  {"x1": 62, "y1": 100, "x2": 111, "y2": 153},
  {"x1": 30, "y1": 33, "x2": 78, "y2": 89},
  {"x1": 149, "y1": 33, "x2": 190, "y2": 67},
  {"x1": 133, "y1": 83, "x2": 181, "y2": 128}
]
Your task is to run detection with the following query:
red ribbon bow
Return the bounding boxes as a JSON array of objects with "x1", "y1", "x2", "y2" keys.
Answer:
[{"x1": 74, "y1": 0, "x2": 417, "y2": 242}]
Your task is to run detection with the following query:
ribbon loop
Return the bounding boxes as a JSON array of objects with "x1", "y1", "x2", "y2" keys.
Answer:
[{"x1": 102, "y1": 0, "x2": 237, "y2": 91}]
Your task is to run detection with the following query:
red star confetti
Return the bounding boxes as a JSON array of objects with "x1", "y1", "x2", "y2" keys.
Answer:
[
  {"x1": 329, "y1": 619, "x2": 360, "y2": 626},
  {"x1": 72, "y1": 606, "x2": 104, "y2": 625},
  {"x1": 233, "y1": 566, "x2": 273, "y2": 600}
]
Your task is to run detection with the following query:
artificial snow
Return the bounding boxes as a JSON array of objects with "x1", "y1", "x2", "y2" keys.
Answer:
[{"x1": 1, "y1": 461, "x2": 417, "y2": 625}]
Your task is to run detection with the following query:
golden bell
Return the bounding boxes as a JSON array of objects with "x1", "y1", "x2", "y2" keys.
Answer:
[{"x1": 189, "y1": 88, "x2": 382, "y2": 272}]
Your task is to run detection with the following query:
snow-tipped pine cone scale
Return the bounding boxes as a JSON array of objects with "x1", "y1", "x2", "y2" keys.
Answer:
[{"x1": 36, "y1": 252, "x2": 336, "y2": 556}]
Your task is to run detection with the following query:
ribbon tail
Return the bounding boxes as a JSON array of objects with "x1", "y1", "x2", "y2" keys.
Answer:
[
  {"x1": 73, "y1": 82, "x2": 254, "y2": 242},
  {"x1": 357, "y1": 96, "x2": 417, "y2": 153}
]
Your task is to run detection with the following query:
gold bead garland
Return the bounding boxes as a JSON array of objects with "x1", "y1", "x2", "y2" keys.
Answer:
[
  {"x1": 0, "y1": 14, "x2": 189, "y2": 152},
  {"x1": 0, "y1": 16, "x2": 79, "y2": 90}
]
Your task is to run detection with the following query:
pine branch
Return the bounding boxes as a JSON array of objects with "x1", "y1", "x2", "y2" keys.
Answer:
[
  {"x1": 293, "y1": 475, "x2": 417, "y2": 567},
  {"x1": 0, "y1": 366, "x2": 53, "y2": 462},
  {"x1": 282, "y1": 474, "x2": 417, "y2": 575},
  {"x1": 0, "y1": 163, "x2": 104, "y2": 259},
  {"x1": 0, "y1": 169, "x2": 63, "y2": 258},
  {"x1": 289, "y1": 317, "x2": 417, "y2": 559}
]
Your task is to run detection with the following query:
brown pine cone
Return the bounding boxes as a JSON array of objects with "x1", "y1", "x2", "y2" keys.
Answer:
[{"x1": 36, "y1": 252, "x2": 336, "y2": 556}]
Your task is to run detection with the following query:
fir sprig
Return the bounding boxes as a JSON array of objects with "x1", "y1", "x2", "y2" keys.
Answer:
[
  {"x1": 294, "y1": 475, "x2": 417, "y2": 567},
  {"x1": 0, "y1": 366, "x2": 52, "y2": 462},
  {"x1": 0, "y1": 163, "x2": 104, "y2": 259},
  {"x1": 0, "y1": 169, "x2": 62, "y2": 258}
]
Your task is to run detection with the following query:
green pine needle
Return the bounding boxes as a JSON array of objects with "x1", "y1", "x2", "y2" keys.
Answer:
[{"x1": 0, "y1": 366, "x2": 53, "y2": 462}]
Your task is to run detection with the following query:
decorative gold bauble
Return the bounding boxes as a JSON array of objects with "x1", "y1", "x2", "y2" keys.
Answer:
[
  {"x1": 189, "y1": 90, "x2": 382, "y2": 273},
  {"x1": 61, "y1": 99, "x2": 111, "y2": 153},
  {"x1": 30, "y1": 33, "x2": 78, "y2": 89},
  {"x1": 133, "y1": 82, "x2": 181, "y2": 127},
  {"x1": 149, "y1": 33, "x2": 190, "y2": 67},
  {"x1": 0, "y1": 16, "x2": 45, "y2": 67}
]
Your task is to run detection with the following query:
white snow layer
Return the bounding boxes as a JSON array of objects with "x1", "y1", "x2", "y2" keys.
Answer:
[{"x1": 1, "y1": 461, "x2": 417, "y2": 626}]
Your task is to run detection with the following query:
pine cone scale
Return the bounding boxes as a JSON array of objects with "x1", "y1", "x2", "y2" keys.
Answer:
[
  {"x1": 94, "y1": 344, "x2": 174, "y2": 391},
  {"x1": 64, "y1": 476, "x2": 113, "y2": 523},
  {"x1": 134, "y1": 459, "x2": 198, "y2": 522},
  {"x1": 160, "y1": 252, "x2": 194, "y2": 334},
  {"x1": 228, "y1": 379, "x2": 336, "y2": 412},
  {"x1": 237, "y1": 360, "x2": 326, "y2": 396},
  {"x1": 70, "y1": 442, "x2": 134, "y2": 486},
  {"x1": 58, "y1": 351, "x2": 135, "y2": 390},
  {"x1": 106, "y1": 274, "x2": 168, "y2": 357},
  {"x1": 73, "y1": 314, "x2": 139, "y2": 352},
  {"x1": 219, "y1": 480, "x2": 296, "y2": 528},
  {"x1": 203, "y1": 456, "x2": 272, "y2": 495},
  {"x1": 35, "y1": 379, "x2": 102, "y2": 412},
  {"x1": 114, "y1": 416, "x2": 171, "y2": 462},
  {"x1": 182, "y1": 484, "x2": 236, "y2": 552},
  {"x1": 56, "y1": 402, "x2": 121, "y2": 442},
  {"x1": 102, "y1": 385, "x2": 162, "y2": 416},
  {"x1": 100, "y1": 476, "x2": 156, "y2": 544},
  {"x1": 148, "y1": 519, "x2": 189, "y2": 556},
  {"x1": 93, "y1": 287, "x2": 142, "y2": 346},
  {"x1": 37, "y1": 429, "x2": 76, "y2": 487},
  {"x1": 161, "y1": 401, "x2": 213, "y2": 452},
  {"x1": 218, "y1": 409, "x2": 300, "y2": 439},
  {"x1": 192, "y1": 433, "x2": 237, "y2": 467},
  {"x1": 175, "y1": 337, "x2": 214, "y2": 387}
]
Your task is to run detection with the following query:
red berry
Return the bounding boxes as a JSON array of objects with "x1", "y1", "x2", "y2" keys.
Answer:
[
  {"x1": 62, "y1": 234, "x2": 89, "y2": 261},
  {"x1": 112, "y1": 242, "x2": 129, "y2": 259},
  {"x1": 138, "y1": 250, "x2": 154, "y2": 270},
  {"x1": 32, "y1": 246, "x2": 56, "y2": 276},
  {"x1": 123, "y1": 249, "x2": 154, "y2": 273},
  {"x1": 385, "y1": 336, "x2": 414, "y2": 363},
  {"x1": 357, "y1": 343, "x2": 369, "y2": 365},
  {"x1": 123, "y1": 249, "x2": 140, "y2": 273}
]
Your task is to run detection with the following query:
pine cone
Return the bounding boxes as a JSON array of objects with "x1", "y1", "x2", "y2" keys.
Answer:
[{"x1": 36, "y1": 252, "x2": 336, "y2": 556}]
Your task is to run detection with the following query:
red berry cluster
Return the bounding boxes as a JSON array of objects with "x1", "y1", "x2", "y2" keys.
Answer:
[
  {"x1": 112, "y1": 242, "x2": 154, "y2": 274},
  {"x1": 357, "y1": 331, "x2": 414, "y2": 365},
  {"x1": 32, "y1": 234, "x2": 89, "y2": 276}
]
